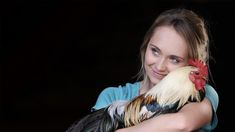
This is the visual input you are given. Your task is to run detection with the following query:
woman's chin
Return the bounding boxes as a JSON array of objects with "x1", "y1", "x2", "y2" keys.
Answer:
[{"x1": 149, "y1": 78, "x2": 161, "y2": 86}]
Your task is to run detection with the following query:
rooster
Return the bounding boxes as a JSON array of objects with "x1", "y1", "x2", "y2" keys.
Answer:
[{"x1": 66, "y1": 59, "x2": 208, "y2": 132}]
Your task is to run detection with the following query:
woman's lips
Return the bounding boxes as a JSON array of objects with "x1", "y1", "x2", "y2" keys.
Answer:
[{"x1": 151, "y1": 69, "x2": 166, "y2": 80}]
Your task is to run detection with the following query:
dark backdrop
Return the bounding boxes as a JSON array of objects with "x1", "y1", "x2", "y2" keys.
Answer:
[{"x1": 1, "y1": 0, "x2": 234, "y2": 131}]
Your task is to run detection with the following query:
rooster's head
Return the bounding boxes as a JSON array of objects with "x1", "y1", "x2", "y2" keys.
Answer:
[{"x1": 188, "y1": 59, "x2": 208, "y2": 91}]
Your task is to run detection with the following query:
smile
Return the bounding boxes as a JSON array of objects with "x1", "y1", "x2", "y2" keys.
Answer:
[{"x1": 151, "y1": 69, "x2": 166, "y2": 80}]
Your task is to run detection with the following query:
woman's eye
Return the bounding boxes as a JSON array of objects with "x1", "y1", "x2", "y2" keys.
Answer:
[
  {"x1": 171, "y1": 58, "x2": 180, "y2": 64},
  {"x1": 151, "y1": 48, "x2": 159, "y2": 56}
]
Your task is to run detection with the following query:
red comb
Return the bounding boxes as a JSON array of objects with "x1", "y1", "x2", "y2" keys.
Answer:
[
  {"x1": 188, "y1": 59, "x2": 208, "y2": 76},
  {"x1": 188, "y1": 59, "x2": 208, "y2": 90}
]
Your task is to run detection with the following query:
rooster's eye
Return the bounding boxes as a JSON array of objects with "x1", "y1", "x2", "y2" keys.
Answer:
[
  {"x1": 191, "y1": 71, "x2": 199, "y2": 75},
  {"x1": 195, "y1": 71, "x2": 199, "y2": 75}
]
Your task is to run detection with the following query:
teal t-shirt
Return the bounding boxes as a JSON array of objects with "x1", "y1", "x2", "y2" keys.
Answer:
[{"x1": 92, "y1": 82, "x2": 219, "y2": 131}]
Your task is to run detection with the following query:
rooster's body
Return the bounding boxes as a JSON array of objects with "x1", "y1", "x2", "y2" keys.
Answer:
[{"x1": 66, "y1": 60, "x2": 208, "y2": 132}]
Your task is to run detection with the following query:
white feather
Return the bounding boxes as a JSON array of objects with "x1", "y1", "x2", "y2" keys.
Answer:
[
  {"x1": 145, "y1": 66, "x2": 201, "y2": 109},
  {"x1": 108, "y1": 100, "x2": 129, "y2": 120}
]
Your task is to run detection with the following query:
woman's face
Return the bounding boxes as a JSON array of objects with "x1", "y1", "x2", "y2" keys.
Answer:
[{"x1": 144, "y1": 26, "x2": 189, "y2": 86}]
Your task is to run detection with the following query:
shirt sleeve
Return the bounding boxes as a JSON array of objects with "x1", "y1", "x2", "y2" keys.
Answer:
[
  {"x1": 91, "y1": 82, "x2": 140, "y2": 112},
  {"x1": 91, "y1": 87, "x2": 118, "y2": 111},
  {"x1": 200, "y1": 84, "x2": 219, "y2": 131}
]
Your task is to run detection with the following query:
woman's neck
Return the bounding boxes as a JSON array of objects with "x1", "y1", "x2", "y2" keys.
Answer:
[{"x1": 139, "y1": 79, "x2": 154, "y2": 95}]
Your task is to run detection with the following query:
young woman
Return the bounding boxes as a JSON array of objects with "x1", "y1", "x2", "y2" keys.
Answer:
[{"x1": 92, "y1": 8, "x2": 218, "y2": 132}]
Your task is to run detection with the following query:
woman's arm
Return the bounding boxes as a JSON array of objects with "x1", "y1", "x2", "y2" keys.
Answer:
[{"x1": 116, "y1": 98, "x2": 212, "y2": 132}]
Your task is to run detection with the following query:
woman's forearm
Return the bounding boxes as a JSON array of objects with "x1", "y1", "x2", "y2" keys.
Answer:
[
  {"x1": 116, "y1": 113, "x2": 190, "y2": 132},
  {"x1": 177, "y1": 98, "x2": 212, "y2": 130},
  {"x1": 116, "y1": 98, "x2": 212, "y2": 132}
]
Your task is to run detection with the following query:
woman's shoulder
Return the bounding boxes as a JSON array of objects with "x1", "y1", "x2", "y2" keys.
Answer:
[
  {"x1": 200, "y1": 85, "x2": 219, "y2": 131},
  {"x1": 205, "y1": 84, "x2": 219, "y2": 110},
  {"x1": 205, "y1": 84, "x2": 217, "y2": 93},
  {"x1": 99, "y1": 82, "x2": 140, "y2": 97}
]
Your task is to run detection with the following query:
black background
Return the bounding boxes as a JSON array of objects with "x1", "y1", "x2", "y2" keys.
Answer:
[{"x1": 1, "y1": 0, "x2": 234, "y2": 131}]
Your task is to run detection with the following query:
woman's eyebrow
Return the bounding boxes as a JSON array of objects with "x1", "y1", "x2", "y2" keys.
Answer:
[
  {"x1": 169, "y1": 55, "x2": 185, "y2": 61},
  {"x1": 149, "y1": 44, "x2": 161, "y2": 51}
]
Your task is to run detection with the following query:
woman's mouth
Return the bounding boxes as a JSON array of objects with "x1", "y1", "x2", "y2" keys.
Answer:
[{"x1": 151, "y1": 69, "x2": 166, "y2": 80}]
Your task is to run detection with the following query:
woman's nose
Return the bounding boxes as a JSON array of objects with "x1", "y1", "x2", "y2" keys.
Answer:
[{"x1": 156, "y1": 59, "x2": 166, "y2": 71}]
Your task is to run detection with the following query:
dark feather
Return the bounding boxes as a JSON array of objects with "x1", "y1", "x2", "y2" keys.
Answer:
[
  {"x1": 136, "y1": 98, "x2": 179, "y2": 123},
  {"x1": 66, "y1": 106, "x2": 124, "y2": 132}
]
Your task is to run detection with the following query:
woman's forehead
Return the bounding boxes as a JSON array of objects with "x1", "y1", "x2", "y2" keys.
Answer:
[{"x1": 149, "y1": 26, "x2": 188, "y2": 58}]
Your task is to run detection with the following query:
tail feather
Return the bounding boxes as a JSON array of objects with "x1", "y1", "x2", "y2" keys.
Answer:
[
  {"x1": 66, "y1": 108, "x2": 105, "y2": 132},
  {"x1": 66, "y1": 102, "x2": 126, "y2": 132}
]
